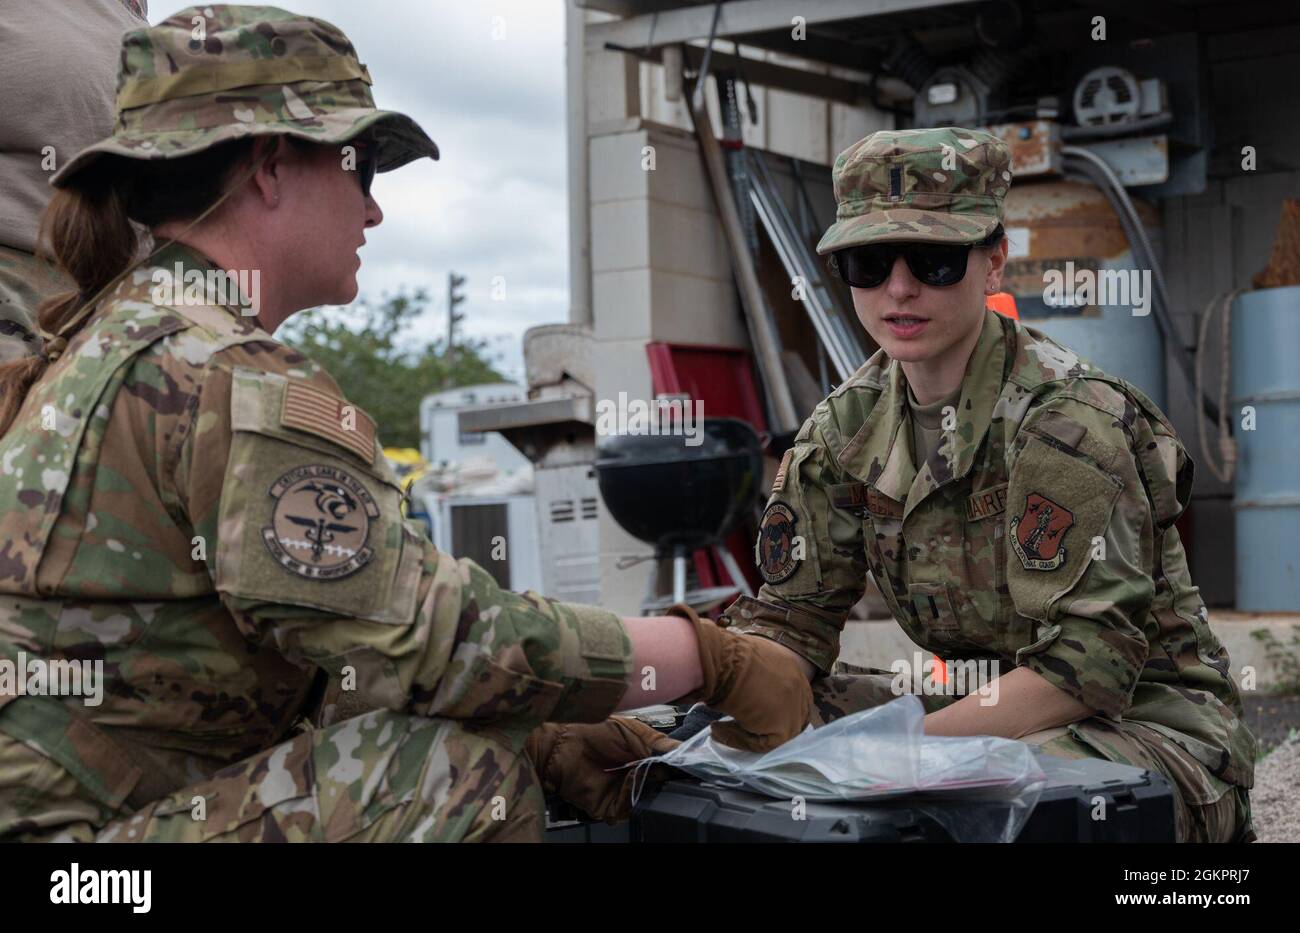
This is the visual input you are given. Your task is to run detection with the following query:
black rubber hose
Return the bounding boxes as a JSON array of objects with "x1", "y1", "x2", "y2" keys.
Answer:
[{"x1": 1060, "y1": 153, "x2": 1223, "y2": 426}]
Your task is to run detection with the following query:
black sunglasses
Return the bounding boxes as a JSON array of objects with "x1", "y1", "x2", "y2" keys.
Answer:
[
  {"x1": 350, "y1": 142, "x2": 377, "y2": 197},
  {"x1": 832, "y1": 229, "x2": 1001, "y2": 288}
]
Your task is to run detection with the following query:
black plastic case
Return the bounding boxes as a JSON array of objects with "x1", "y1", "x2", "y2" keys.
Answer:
[{"x1": 624, "y1": 753, "x2": 1176, "y2": 843}]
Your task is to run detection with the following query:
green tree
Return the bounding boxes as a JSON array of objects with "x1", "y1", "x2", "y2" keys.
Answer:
[{"x1": 279, "y1": 289, "x2": 503, "y2": 450}]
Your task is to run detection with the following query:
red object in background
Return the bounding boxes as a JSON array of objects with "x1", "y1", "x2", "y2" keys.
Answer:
[
  {"x1": 645, "y1": 343, "x2": 768, "y2": 433},
  {"x1": 987, "y1": 292, "x2": 1019, "y2": 320},
  {"x1": 645, "y1": 342, "x2": 767, "y2": 595}
]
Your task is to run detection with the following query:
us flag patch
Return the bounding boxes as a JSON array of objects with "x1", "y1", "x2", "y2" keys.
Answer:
[{"x1": 280, "y1": 380, "x2": 376, "y2": 464}]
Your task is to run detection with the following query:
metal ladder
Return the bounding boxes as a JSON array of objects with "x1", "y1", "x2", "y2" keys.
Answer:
[{"x1": 744, "y1": 149, "x2": 866, "y2": 383}]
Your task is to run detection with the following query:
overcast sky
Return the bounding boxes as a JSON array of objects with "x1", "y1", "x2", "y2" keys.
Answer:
[{"x1": 150, "y1": 0, "x2": 571, "y2": 382}]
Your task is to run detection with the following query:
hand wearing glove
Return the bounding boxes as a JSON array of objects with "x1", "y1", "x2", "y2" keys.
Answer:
[
  {"x1": 666, "y1": 603, "x2": 813, "y2": 753},
  {"x1": 525, "y1": 715, "x2": 680, "y2": 822}
]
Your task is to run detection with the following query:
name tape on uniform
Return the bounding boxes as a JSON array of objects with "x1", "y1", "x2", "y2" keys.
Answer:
[
  {"x1": 965, "y1": 483, "x2": 1009, "y2": 522},
  {"x1": 829, "y1": 482, "x2": 903, "y2": 520}
]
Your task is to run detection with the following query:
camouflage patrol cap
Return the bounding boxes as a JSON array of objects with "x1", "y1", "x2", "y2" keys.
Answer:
[
  {"x1": 51, "y1": 4, "x2": 438, "y2": 188},
  {"x1": 815, "y1": 127, "x2": 1011, "y2": 253}
]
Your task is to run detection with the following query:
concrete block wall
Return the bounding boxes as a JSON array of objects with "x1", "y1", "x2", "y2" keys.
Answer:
[
  {"x1": 639, "y1": 50, "x2": 887, "y2": 167},
  {"x1": 588, "y1": 120, "x2": 749, "y2": 614}
]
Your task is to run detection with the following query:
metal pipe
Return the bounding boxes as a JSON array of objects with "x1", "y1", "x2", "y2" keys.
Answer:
[
  {"x1": 691, "y1": 0, "x2": 724, "y2": 110},
  {"x1": 684, "y1": 59, "x2": 800, "y2": 432},
  {"x1": 715, "y1": 545, "x2": 754, "y2": 598},
  {"x1": 565, "y1": 0, "x2": 592, "y2": 326},
  {"x1": 1061, "y1": 114, "x2": 1173, "y2": 140},
  {"x1": 1062, "y1": 145, "x2": 1222, "y2": 425},
  {"x1": 672, "y1": 546, "x2": 688, "y2": 603}
]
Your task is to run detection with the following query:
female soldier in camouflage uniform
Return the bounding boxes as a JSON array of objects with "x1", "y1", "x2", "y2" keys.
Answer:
[
  {"x1": 0, "y1": 5, "x2": 809, "y2": 842},
  {"x1": 722, "y1": 127, "x2": 1257, "y2": 842}
]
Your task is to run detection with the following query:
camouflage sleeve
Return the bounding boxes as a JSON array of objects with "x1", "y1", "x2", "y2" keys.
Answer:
[
  {"x1": 1006, "y1": 394, "x2": 1158, "y2": 720},
  {"x1": 173, "y1": 346, "x2": 631, "y2": 730},
  {"x1": 0, "y1": 246, "x2": 72, "y2": 364},
  {"x1": 722, "y1": 408, "x2": 869, "y2": 673}
]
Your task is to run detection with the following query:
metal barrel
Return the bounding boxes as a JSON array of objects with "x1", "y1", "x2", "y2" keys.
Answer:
[
  {"x1": 1231, "y1": 286, "x2": 1300, "y2": 611},
  {"x1": 1003, "y1": 180, "x2": 1166, "y2": 409}
]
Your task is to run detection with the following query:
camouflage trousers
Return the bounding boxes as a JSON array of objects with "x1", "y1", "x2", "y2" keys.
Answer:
[
  {"x1": 812, "y1": 672, "x2": 1253, "y2": 844},
  {"x1": 0, "y1": 709, "x2": 544, "y2": 842}
]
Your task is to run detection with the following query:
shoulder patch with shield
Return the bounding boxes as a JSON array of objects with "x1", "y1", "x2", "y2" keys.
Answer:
[{"x1": 1011, "y1": 492, "x2": 1075, "y2": 571}]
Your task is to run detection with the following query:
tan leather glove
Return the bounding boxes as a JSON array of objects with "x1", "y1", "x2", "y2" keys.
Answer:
[
  {"x1": 666, "y1": 603, "x2": 813, "y2": 753},
  {"x1": 525, "y1": 716, "x2": 680, "y2": 823}
]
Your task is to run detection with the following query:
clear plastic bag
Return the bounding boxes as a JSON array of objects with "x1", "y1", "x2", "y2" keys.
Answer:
[{"x1": 633, "y1": 696, "x2": 1046, "y2": 842}]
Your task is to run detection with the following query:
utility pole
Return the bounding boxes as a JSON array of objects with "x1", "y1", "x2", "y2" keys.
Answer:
[{"x1": 446, "y1": 272, "x2": 466, "y2": 353}]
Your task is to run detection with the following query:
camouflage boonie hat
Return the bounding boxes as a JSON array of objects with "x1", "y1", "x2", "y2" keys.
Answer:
[
  {"x1": 816, "y1": 126, "x2": 1011, "y2": 253},
  {"x1": 51, "y1": 4, "x2": 438, "y2": 188}
]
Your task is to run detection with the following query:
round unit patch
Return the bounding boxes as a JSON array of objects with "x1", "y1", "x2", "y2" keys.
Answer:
[
  {"x1": 262, "y1": 464, "x2": 381, "y2": 580},
  {"x1": 757, "y1": 501, "x2": 800, "y2": 585}
]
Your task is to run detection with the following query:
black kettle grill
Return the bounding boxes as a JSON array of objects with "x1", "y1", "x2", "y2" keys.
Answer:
[{"x1": 595, "y1": 417, "x2": 763, "y2": 608}]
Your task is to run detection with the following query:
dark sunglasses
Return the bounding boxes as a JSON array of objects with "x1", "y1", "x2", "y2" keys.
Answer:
[
  {"x1": 832, "y1": 230, "x2": 1001, "y2": 288},
  {"x1": 350, "y1": 142, "x2": 377, "y2": 197}
]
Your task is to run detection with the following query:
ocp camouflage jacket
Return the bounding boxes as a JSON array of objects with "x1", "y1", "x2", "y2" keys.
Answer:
[
  {"x1": 0, "y1": 244, "x2": 631, "y2": 819},
  {"x1": 728, "y1": 309, "x2": 1256, "y2": 796}
]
